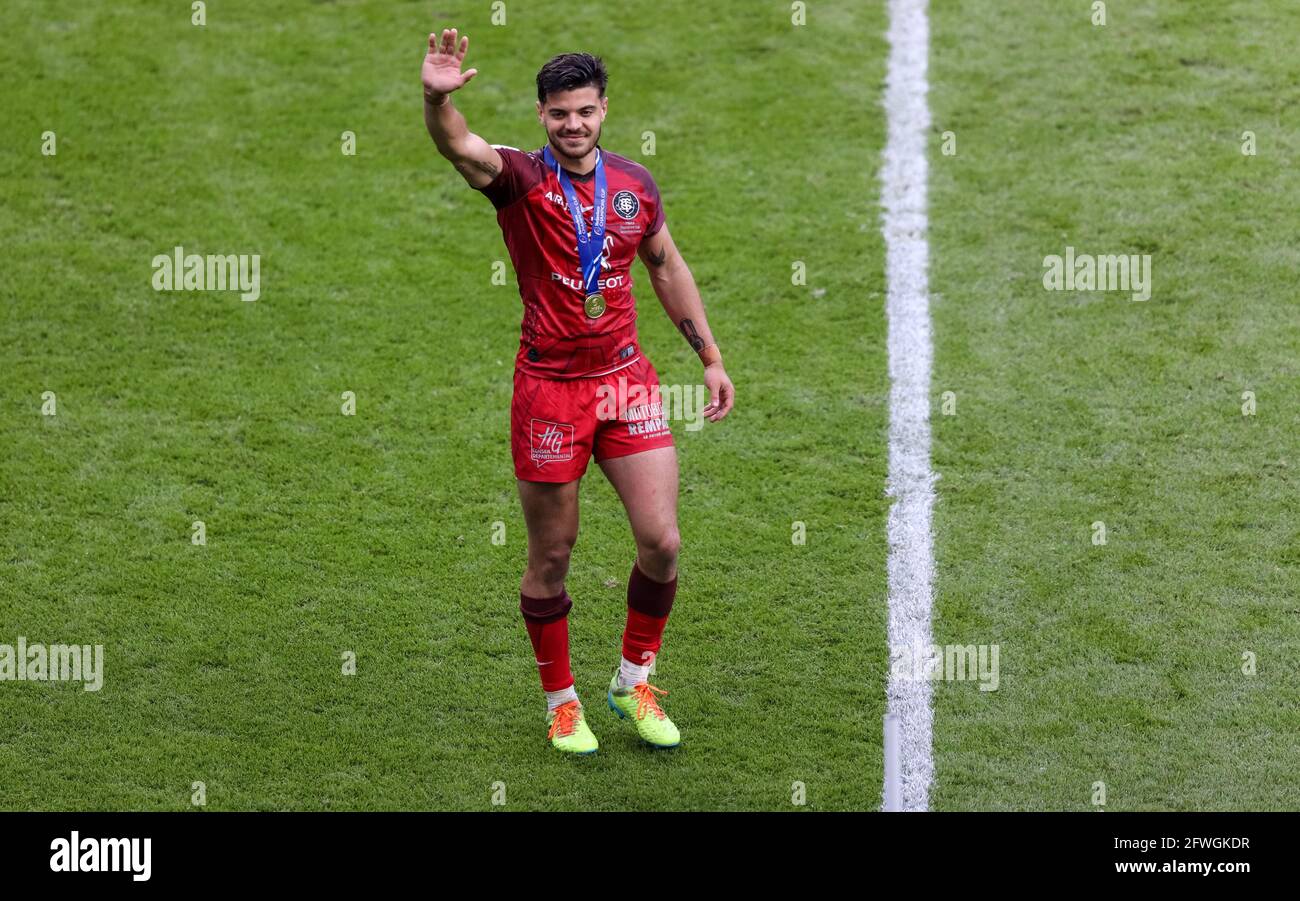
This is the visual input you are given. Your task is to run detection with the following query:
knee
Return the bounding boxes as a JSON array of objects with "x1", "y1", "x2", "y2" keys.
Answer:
[
  {"x1": 639, "y1": 526, "x2": 681, "y2": 572},
  {"x1": 531, "y1": 536, "x2": 575, "y2": 583}
]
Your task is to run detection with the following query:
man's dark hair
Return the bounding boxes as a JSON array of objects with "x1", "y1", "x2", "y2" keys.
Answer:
[{"x1": 536, "y1": 52, "x2": 608, "y2": 105}]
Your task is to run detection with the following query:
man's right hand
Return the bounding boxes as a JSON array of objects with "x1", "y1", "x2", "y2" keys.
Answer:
[
  {"x1": 421, "y1": 25, "x2": 500, "y2": 189},
  {"x1": 423, "y1": 27, "x2": 478, "y2": 99}
]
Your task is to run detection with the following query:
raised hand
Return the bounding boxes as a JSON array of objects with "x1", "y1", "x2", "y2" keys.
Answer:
[{"x1": 422, "y1": 27, "x2": 478, "y2": 97}]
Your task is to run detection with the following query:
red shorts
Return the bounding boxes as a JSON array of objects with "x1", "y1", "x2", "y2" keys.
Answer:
[{"x1": 511, "y1": 355, "x2": 675, "y2": 483}]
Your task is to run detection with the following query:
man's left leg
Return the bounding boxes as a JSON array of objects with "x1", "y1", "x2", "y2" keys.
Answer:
[{"x1": 598, "y1": 445, "x2": 682, "y2": 748}]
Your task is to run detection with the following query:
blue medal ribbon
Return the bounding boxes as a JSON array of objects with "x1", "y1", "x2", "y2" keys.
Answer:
[{"x1": 543, "y1": 143, "x2": 607, "y2": 297}]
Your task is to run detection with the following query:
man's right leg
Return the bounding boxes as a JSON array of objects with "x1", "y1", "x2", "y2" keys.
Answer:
[
  {"x1": 517, "y1": 477, "x2": 597, "y2": 753},
  {"x1": 519, "y1": 477, "x2": 579, "y2": 600}
]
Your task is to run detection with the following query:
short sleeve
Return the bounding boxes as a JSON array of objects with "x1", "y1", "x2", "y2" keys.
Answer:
[
  {"x1": 476, "y1": 146, "x2": 538, "y2": 211},
  {"x1": 644, "y1": 170, "x2": 666, "y2": 238}
]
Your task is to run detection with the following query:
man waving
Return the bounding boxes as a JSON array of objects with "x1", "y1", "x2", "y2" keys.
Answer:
[{"x1": 422, "y1": 27, "x2": 734, "y2": 754}]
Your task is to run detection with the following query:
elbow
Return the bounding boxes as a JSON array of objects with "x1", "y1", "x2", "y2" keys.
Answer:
[
  {"x1": 647, "y1": 267, "x2": 676, "y2": 293},
  {"x1": 648, "y1": 253, "x2": 686, "y2": 283},
  {"x1": 435, "y1": 138, "x2": 466, "y2": 162}
]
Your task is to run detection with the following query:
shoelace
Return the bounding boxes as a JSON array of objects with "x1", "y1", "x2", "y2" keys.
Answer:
[
  {"x1": 631, "y1": 682, "x2": 668, "y2": 721},
  {"x1": 548, "y1": 701, "x2": 583, "y2": 739}
]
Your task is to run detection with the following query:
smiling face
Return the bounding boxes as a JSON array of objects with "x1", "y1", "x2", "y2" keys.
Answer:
[{"x1": 537, "y1": 86, "x2": 607, "y2": 165}]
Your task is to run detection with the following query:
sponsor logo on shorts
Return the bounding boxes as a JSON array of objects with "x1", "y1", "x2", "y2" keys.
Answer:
[
  {"x1": 625, "y1": 403, "x2": 670, "y2": 438},
  {"x1": 530, "y1": 419, "x2": 574, "y2": 467}
]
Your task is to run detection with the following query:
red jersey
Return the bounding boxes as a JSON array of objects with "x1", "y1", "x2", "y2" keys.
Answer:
[{"x1": 476, "y1": 143, "x2": 666, "y2": 379}]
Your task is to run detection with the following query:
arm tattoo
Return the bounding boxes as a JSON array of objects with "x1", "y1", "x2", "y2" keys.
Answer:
[
  {"x1": 645, "y1": 246, "x2": 668, "y2": 267},
  {"x1": 470, "y1": 158, "x2": 500, "y2": 177},
  {"x1": 678, "y1": 318, "x2": 706, "y2": 352}
]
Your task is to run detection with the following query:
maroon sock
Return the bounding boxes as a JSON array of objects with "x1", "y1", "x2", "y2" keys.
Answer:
[
  {"x1": 520, "y1": 590, "x2": 573, "y2": 692},
  {"x1": 622, "y1": 562, "x2": 677, "y2": 665}
]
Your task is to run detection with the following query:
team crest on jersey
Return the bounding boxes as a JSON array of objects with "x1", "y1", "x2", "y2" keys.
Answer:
[
  {"x1": 612, "y1": 190, "x2": 640, "y2": 220},
  {"x1": 530, "y1": 418, "x2": 574, "y2": 467}
]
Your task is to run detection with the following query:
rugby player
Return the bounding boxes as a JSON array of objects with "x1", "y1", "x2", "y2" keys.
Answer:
[{"x1": 422, "y1": 26, "x2": 734, "y2": 754}]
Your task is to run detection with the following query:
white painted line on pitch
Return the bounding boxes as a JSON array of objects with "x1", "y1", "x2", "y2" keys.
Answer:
[
  {"x1": 882, "y1": 713, "x2": 903, "y2": 811},
  {"x1": 881, "y1": 0, "x2": 936, "y2": 812}
]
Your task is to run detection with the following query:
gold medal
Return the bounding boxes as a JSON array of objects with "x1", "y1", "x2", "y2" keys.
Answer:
[{"x1": 584, "y1": 292, "x2": 607, "y2": 319}]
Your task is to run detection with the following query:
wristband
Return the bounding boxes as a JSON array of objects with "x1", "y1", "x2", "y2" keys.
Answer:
[{"x1": 698, "y1": 343, "x2": 722, "y2": 367}]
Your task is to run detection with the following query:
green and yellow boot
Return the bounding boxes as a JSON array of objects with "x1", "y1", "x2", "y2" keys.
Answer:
[
  {"x1": 607, "y1": 674, "x2": 680, "y2": 749},
  {"x1": 546, "y1": 700, "x2": 598, "y2": 755}
]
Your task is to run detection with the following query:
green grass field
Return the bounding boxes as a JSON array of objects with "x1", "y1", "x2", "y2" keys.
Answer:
[
  {"x1": 1, "y1": 0, "x2": 1295, "y2": 811},
  {"x1": 0, "y1": 0, "x2": 888, "y2": 810},
  {"x1": 928, "y1": 0, "x2": 1300, "y2": 810}
]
